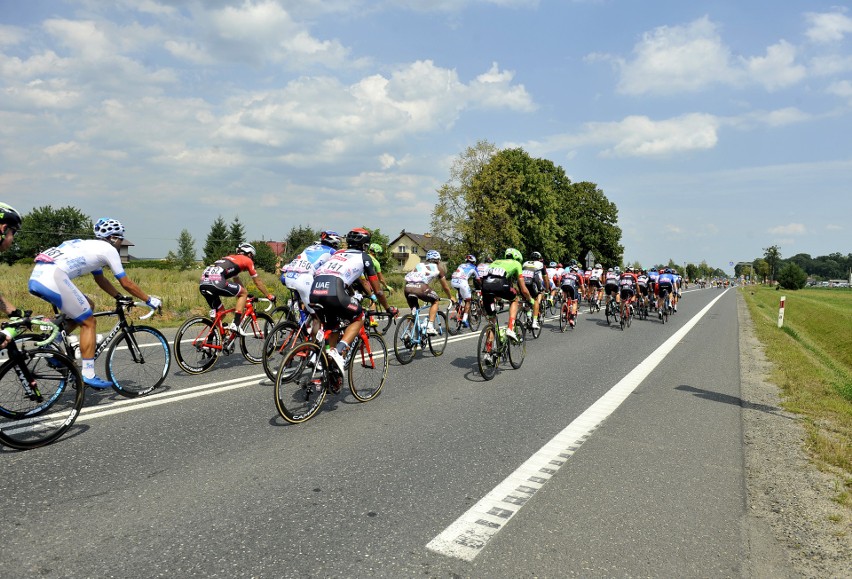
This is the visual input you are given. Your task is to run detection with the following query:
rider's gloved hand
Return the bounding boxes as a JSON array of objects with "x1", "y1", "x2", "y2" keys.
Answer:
[
  {"x1": 146, "y1": 296, "x2": 162, "y2": 309},
  {"x1": 267, "y1": 294, "x2": 277, "y2": 302}
]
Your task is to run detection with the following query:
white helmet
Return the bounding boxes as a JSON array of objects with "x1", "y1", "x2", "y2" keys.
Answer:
[
  {"x1": 93, "y1": 218, "x2": 125, "y2": 239},
  {"x1": 236, "y1": 242, "x2": 256, "y2": 258},
  {"x1": 425, "y1": 250, "x2": 441, "y2": 262}
]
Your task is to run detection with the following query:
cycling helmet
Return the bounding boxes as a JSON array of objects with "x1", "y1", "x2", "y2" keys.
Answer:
[
  {"x1": 425, "y1": 250, "x2": 441, "y2": 262},
  {"x1": 665, "y1": 268, "x2": 673, "y2": 274},
  {"x1": 345, "y1": 228, "x2": 371, "y2": 250},
  {"x1": 614, "y1": 266, "x2": 620, "y2": 273},
  {"x1": 594, "y1": 263, "x2": 602, "y2": 269},
  {"x1": 570, "y1": 259, "x2": 578, "y2": 267},
  {"x1": 549, "y1": 261, "x2": 557, "y2": 267},
  {"x1": 0, "y1": 203, "x2": 22, "y2": 230},
  {"x1": 626, "y1": 266, "x2": 634, "y2": 273},
  {"x1": 505, "y1": 248, "x2": 522, "y2": 262},
  {"x1": 571, "y1": 265, "x2": 580, "y2": 272},
  {"x1": 531, "y1": 251, "x2": 542, "y2": 261},
  {"x1": 236, "y1": 242, "x2": 256, "y2": 258},
  {"x1": 465, "y1": 254, "x2": 477, "y2": 264},
  {"x1": 368, "y1": 242, "x2": 383, "y2": 254},
  {"x1": 320, "y1": 230, "x2": 343, "y2": 249},
  {"x1": 482, "y1": 254, "x2": 493, "y2": 263},
  {"x1": 93, "y1": 218, "x2": 125, "y2": 239}
]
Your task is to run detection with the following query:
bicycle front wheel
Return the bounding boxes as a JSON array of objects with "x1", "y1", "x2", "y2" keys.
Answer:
[
  {"x1": 508, "y1": 324, "x2": 526, "y2": 369},
  {"x1": 262, "y1": 321, "x2": 305, "y2": 382},
  {"x1": 348, "y1": 332, "x2": 388, "y2": 402},
  {"x1": 274, "y1": 342, "x2": 326, "y2": 424},
  {"x1": 174, "y1": 317, "x2": 220, "y2": 374},
  {"x1": 107, "y1": 325, "x2": 171, "y2": 398},
  {"x1": 0, "y1": 349, "x2": 83, "y2": 450},
  {"x1": 428, "y1": 311, "x2": 449, "y2": 357},
  {"x1": 240, "y1": 312, "x2": 275, "y2": 364},
  {"x1": 477, "y1": 324, "x2": 499, "y2": 381},
  {"x1": 393, "y1": 314, "x2": 419, "y2": 365}
]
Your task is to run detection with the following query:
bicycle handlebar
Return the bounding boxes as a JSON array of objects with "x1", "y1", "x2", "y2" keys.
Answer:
[{"x1": 1, "y1": 314, "x2": 61, "y2": 347}]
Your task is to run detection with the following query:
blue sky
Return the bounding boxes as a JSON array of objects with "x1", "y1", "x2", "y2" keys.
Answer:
[{"x1": 1, "y1": 0, "x2": 850, "y2": 272}]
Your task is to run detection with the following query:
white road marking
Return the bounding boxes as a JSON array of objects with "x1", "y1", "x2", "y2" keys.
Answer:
[{"x1": 426, "y1": 288, "x2": 730, "y2": 561}]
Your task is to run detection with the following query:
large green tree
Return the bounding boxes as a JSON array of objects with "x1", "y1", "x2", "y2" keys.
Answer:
[
  {"x1": 251, "y1": 239, "x2": 278, "y2": 274},
  {"x1": 4, "y1": 205, "x2": 92, "y2": 264},
  {"x1": 203, "y1": 216, "x2": 231, "y2": 265},
  {"x1": 282, "y1": 225, "x2": 320, "y2": 263},
  {"x1": 228, "y1": 216, "x2": 246, "y2": 249},
  {"x1": 175, "y1": 229, "x2": 197, "y2": 270},
  {"x1": 763, "y1": 245, "x2": 781, "y2": 282},
  {"x1": 561, "y1": 181, "x2": 623, "y2": 268}
]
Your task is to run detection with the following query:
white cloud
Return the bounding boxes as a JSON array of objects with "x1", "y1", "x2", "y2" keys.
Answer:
[
  {"x1": 805, "y1": 9, "x2": 852, "y2": 44},
  {"x1": 0, "y1": 25, "x2": 26, "y2": 47},
  {"x1": 826, "y1": 224, "x2": 843, "y2": 231},
  {"x1": 827, "y1": 80, "x2": 852, "y2": 99},
  {"x1": 743, "y1": 41, "x2": 806, "y2": 91},
  {"x1": 768, "y1": 223, "x2": 806, "y2": 235}
]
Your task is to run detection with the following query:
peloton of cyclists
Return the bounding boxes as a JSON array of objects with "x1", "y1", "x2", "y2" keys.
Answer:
[{"x1": 280, "y1": 230, "x2": 342, "y2": 333}]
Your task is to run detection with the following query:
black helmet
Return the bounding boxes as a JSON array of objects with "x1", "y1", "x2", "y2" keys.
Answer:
[
  {"x1": 0, "y1": 203, "x2": 23, "y2": 229},
  {"x1": 345, "y1": 228, "x2": 371, "y2": 250},
  {"x1": 531, "y1": 251, "x2": 542, "y2": 261}
]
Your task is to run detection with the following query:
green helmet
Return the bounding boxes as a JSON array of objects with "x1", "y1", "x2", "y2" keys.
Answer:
[
  {"x1": 504, "y1": 248, "x2": 522, "y2": 262},
  {"x1": 369, "y1": 243, "x2": 383, "y2": 254}
]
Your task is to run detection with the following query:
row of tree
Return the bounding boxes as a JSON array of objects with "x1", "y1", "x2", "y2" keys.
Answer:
[
  {"x1": 736, "y1": 245, "x2": 852, "y2": 284},
  {"x1": 430, "y1": 141, "x2": 624, "y2": 267}
]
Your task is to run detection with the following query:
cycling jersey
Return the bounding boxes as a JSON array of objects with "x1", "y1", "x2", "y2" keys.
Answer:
[
  {"x1": 560, "y1": 270, "x2": 584, "y2": 301},
  {"x1": 451, "y1": 262, "x2": 480, "y2": 300},
  {"x1": 203, "y1": 254, "x2": 258, "y2": 281},
  {"x1": 476, "y1": 262, "x2": 491, "y2": 278},
  {"x1": 521, "y1": 259, "x2": 546, "y2": 297},
  {"x1": 405, "y1": 262, "x2": 443, "y2": 285},
  {"x1": 481, "y1": 258, "x2": 523, "y2": 313},
  {"x1": 281, "y1": 243, "x2": 336, "y2": 312},
  {"x1": 311, "y1": 249, "x2": 378, "y2": 329},
  {"x1": 589, "y1": 267, "x2": 604, "y2": 282},
  {"x1": 314, "y1": 249, "x2": 378, "y2": 286}
]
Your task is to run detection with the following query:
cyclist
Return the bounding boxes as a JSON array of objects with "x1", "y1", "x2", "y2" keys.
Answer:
[
  {"x1": 310, "y1": 228, "x2": 396, "y2": 375},
  {"x1": 604, "y1": 267, "x2": 620, "y2": 311},
  {"x1": 476, "y1": 254, "x2": 493, "y2": 279},
  {"x1": 672, "y1": 269, "x2": 682, "y2": 313},
  {"x1": 521, "y1": 251, "x2": 551, "y2": 330},
  {"x1": 636, "y1": 268, "x2": 651, "y2": 312},
  {"x1": 27, "y1": 218, "x2": 161, "y2": 389},
  {"x1": 647, "y1": 267, "x2": 660, "y2": 311},
  {"x1": 588, "y1": 262, "x2": 604, "y2": 309},
  {"x1": 545, "y1": 261, "x2": 559, "y2": 303},
  {"x1": 403, "y1": 249, "x2": 454, "y2": 336},
  {"x1": 0, "y1": 203, "x2": 23, "y2": 346},
  {"x1": 481, "y1": 248, "x2": 532, "y2": 341},
  {"x1": 280, "y1": 230, "x2": 341, "y2": 328},
  {"x1": 367, "y1": 242, "x2": 393, "y2": 294},
  {"x1": 656, "y1": 268, "x2": 676, "y2": 318},
  {"x1": 200, "y1": 242, "x2": 276, "y2": 335},
  {"x1": 450, "y1": 254, "x2": 481, "y2": 328},
  {"x1": 560, "y1": 264, "x2": 585, "y2": 328},
  {"x1": 618, "y1": 267, "x2": 639, "y2": 320}
]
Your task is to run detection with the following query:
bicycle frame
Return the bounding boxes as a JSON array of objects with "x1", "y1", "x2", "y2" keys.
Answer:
[{"x1": 54, "y1": 298, "x2": 155, "y2": 361}]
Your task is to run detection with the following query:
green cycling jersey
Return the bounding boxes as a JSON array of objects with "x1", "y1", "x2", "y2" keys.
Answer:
[{"x1": 486, "y1": 258, "x2": 523, "y2": 282}]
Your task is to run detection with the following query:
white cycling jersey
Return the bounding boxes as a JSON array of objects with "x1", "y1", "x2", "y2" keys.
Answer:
[{"x1": 33, "y1": 239, "x2": 126, "y2": 279}]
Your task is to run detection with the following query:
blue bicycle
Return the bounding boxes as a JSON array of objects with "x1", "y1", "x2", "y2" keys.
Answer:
[{"x1": 393, "y1": 303, "x2": 449, "y2": 364}]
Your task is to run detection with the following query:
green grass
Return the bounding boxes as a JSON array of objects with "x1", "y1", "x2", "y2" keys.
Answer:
[{"x1": 742, "y1": 285, "x2": 852, "y2": 507}]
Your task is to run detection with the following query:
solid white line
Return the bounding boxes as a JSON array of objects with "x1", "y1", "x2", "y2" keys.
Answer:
[{"x1": 426, "y1": 288, "x2": 731, "y2": 561}]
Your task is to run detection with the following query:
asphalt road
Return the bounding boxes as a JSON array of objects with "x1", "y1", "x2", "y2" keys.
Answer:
[{"x1": 0, "y1": 287, "x2": 752, "y2": 578}]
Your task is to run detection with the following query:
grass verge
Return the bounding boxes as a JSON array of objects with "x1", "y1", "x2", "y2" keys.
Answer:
[{"x1": 741, "y1": 285, "x2": 851, "y2": 508}]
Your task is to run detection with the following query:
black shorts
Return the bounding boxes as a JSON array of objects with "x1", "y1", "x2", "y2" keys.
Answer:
[
  {"x1": 658, "y1": 282, "x2": 673, "y2": 297},
  {"x1": 481, "y1": 275, "x2": 516, "y2": 313},
  {"x1": 309, "y1": 275, "x2": 362, "y2": 330},
  {"x1": 560, "y1": 283, "x2": 578, "y2": 301},
  {"x1": 620, "y1": 287, "x2": 635, "y2": 300},
  {"x1": 199, "y1": 278, "x2": 242, "y2": 309},
  {"x1": 588, "y1": 279, "x2": 602, "y2": 289},
  {"x1": 605, "y1": 282, "x2": 619, "y2": 295}
]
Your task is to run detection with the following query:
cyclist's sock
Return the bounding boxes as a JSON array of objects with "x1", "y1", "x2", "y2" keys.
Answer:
[
  {"x1": 233, "y1": 312, "x2": 243, "y2": 326},
  {"x1": 82, "y1": 358, "x2": 95, "y2": 379},
  {"x1": 507, "y1": 318, "x2": 515, "y2": 330},
  {"x1": 335, "y1": 341, "x2": 349, "y2": 354}
]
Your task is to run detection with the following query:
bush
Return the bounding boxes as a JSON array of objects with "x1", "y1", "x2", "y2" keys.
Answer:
[{"x1": 777, "y1": 262, "x2": 808, "y2": 290}]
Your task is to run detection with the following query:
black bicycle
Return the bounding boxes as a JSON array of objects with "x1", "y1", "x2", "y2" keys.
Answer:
[
  {"x1": 54, "y1": 296, "x2": 170, "y2": 397},
  {"x1": 0, "y1": 314, "x2": 84, "y2": 450}
]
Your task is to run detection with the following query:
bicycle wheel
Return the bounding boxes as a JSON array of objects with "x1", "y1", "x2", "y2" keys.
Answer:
[
  {"x1": 240, "y1": 312, "x2": 275, "y2": 364},
  {"x1": 0, "y1": 348, "x2": 83, "y2": 450},
  {"x1": 508, "y1": 324, "x2": 526, "y2": 369},
  {"x1": 270, "y1": 305, "x2": 294, "y2": 326},
  {"x1": 529, "y1": 312, "x2": 542, "y2": 340},
  {"x1": 106, "y1": 326, "x2": 171, "y2": 398},
  {"x1": 393, "y1": 314, "x2": 419, "y2": 365},
  {"x1": 469, "y1": 301, "x2": 482, "y2": 332},
  {"x1": 477, "y1": 324, "x2": 499, "y2": 381},
  {"x1": 428, "y1": 311, "x2": 449, "y2": 357},
  {"x1": 274, "y1": 342, "x2": 326, "y2": 424},
  {"x1": 447, "y1": 306, "x2": 461, "y2": 336},
  {"x1": 174, "y1": 317, "x2": 220, "y2": 374},
  {"x1": 262, "y1": 321, "x2": 305, "y2": 382},
  {"x1": 559, "y1": 304, "x2": 569, "y2": 332},
  {"x1": 348, "y1": 331, "x2": 388, "y2": 402},
  {"x1": 626, "y1": 306, "x2": 632, "y2": 328}
]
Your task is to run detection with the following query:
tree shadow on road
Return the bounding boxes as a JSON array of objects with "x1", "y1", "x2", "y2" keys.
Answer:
[{"x1": 675, "y1": 385, "x2": 796, "y2": 419}]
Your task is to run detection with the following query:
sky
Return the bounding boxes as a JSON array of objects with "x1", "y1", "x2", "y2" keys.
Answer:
[{"x1": 1, "y1": 0, "x2": 851, "y2": 273}]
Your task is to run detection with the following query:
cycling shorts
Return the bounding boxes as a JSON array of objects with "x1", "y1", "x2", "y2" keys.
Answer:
[
  {"x1": 450, "y1": 279, "x2": 472, "y2": 300},
  {"x1": 199, "y1": 276, "x2": 242, "y2": 311},
  {"x1": 605, "y1": 282, "x2": 619, "y2": 295},
  {"x1": 481, "y1": 275, "x2": 516, "y2": 314},
  {"x1": 309, "y1": 275, "x2": 362, "y2": 331},
  {"x1": 588, "y1": 279, "x2": 602, "y2": 289},
  {"x1": 282, "y1": 271, "x2": 316, "y2": 314},
  {"x1": 404, "y1": 282, "x2": 439, "y2": 309},
  {"x1": 620, "y1": 287, "x2": 635, "y2": 300},
  {"x1": 28, "y1": 264, "x2": 93, "y2": 323},
  {"x1": 560, "y1": 283, "x2": 578, "y2": 302}
]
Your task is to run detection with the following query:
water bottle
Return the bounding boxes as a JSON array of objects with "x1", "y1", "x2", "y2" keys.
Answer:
[
  {"x1": 68, "y1": 335, "x2": 81, "y2": 359},
  {"x1": 96, "y1": 333, "x2": 105, "y2": 347}
]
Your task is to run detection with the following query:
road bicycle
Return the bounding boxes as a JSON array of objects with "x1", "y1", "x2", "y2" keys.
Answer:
[
  {"x1": 636, "y1": 294, "x2": 649, "y2": 321},
  {"x1": 516, "y1": 299, "x2": 543, "y2": 339},
  {"x1": 659, "y1": 291, "x2": 673, "y2": 324},
  {"x1": 588, "y1": 290, "x2": 601, "y2": 314},
  {"x1": 447, "y1": 291, "x2": 482, "y2": 335},
  {"x1": 620, "y1": 298, "x2": 634, "y2": 331},
  {"x1": 274, "y1": 314, "x2": 388, "y2": 424},
  {"x1": 0, "y1": 314, "x2": 84, "y2": 449},
  {"x1": 543, "y1": 292, "x2": 560, "y2": 317},
  {"x1": 174, "y1": 296, "x2": 274, "y2": 374},
  {"x1": 363, "y1": 298, "x2": 398, "y2": 337},
  {"x1": 52, "y1": 296, "x2": 169, "y2": 397},
  {"x1": 393, "y1": 302, "x2": 449, "y2": 364},
  {"x1": 477, "y1": 312, "x2": 525, "y2": 381},
  {"x1": 559, "y1": 296, "x2": 577, "y2": 332},
  {"x1": 604, "y1": 294, "x2": 621, "y2": 326}
]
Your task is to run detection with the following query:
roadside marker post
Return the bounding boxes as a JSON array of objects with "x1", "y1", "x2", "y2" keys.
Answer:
[{"x1": 777, "y1": 296, "x2": 786, "y2": 328}]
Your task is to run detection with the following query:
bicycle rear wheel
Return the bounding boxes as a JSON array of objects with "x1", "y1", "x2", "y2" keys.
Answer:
[
  {"x1": 274, "y1": 342, "x2": 326, "y2": 424},
  {"x1": 0, "y1": 349, "x2": 83, "y2": 450},
  {"x1": 477, "y1": 324, "x2": 499, "y2": 381},
  {"x1": 469, "y1": 301, "x2": 482, "y2": 331},
  {"x1": 447, "y1": 306, "x2": 462, "y2": 336},
  {"x1": 240, "y1": 312, "x2": 275, "y2": 364},
  {"x1": 348, "y1": 332, "x2": 388, "y2": 402},
  {"x1": 174, "y1": 317, "x2": 220, "y2": 374},
  {"x1": 428, "y1": 311, "x2": 449, "y2": 357},
  {"x1": 262, "y1": 321, "x2": 306, "y2": 382},
  {"x1": 559, "y1": 304, "x2": 569, "y2": 332},
  {"x1": 107, "y1": 326, "x2": 171, "y2": 397},
  {"x1": 529, "y1": 312, "x2": 541, "y2": 339},
  {"x1": 393, "y1": 314, "x2": 419, "y2": 365},
  {"x1": 508, "y1": 324, "x2": 526, "y2": 369}
]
